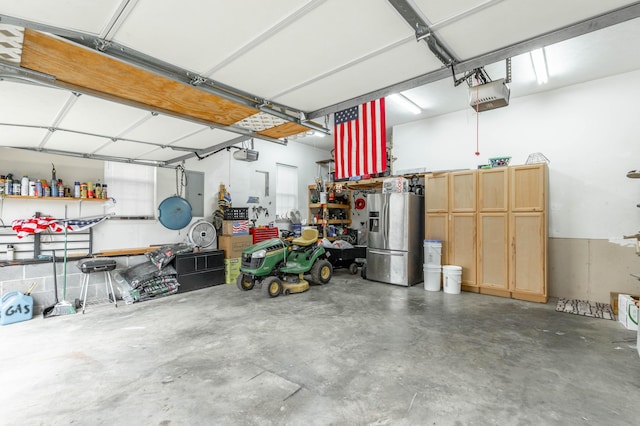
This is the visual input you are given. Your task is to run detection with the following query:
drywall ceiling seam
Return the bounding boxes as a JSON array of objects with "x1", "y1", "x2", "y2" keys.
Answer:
[
  {"x1": 38, "y1": 91, "x2": 81, "y2": 148},
  {"x1": 428, "y1": 0, "x2": 506, "y2": 32},
  {"x1": 99, "y1": 0, "x2": 140, "y2": 40},
  {"x1": 202, "y1": 0, "x2": 327, "y2": 77},
  {"x1": 308, "y1": 1, "x2": 640, "y2": 120},
  {"x1": 269, "y1": 34, "x2": 416, "y2": 101}
]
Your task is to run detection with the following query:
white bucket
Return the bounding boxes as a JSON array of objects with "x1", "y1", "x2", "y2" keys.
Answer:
[
  {"x1": 424, "y1": 240, "x2": 442, "y2": 266},
  {"x1": 423, "y1": 265, "x2": 441, "y2": 291},
  {"x1": 443, "y1": 265, "x2": 462, "y2": 294}
]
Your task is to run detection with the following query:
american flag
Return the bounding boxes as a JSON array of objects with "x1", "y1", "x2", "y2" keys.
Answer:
[
  {"x1": 63, "y1": 216, "x2": 110, "y2": 232},
  {"x1": 233, "y1": 220, "x2": 250, "y2": 235},
  {"x1": 334, "y1": 98, "x2": 386, "y2": 180}
]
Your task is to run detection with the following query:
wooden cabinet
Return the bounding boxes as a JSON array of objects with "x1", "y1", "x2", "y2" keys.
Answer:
[
  {"x1": 477, "y1": 164, "x2": 548, "y2": 302},
  {"x1": 425, "y1": 170, "x2": 477, "y2": 291},
  {"x1": 478, "y1": 167, "x2": 509, "y2": 296},
  {"x1": 308, "y1": 184, "x2": 351, "y2": 240},
  {"x1": 427, "y1": 164, "x2": 548, "y2": 303}
]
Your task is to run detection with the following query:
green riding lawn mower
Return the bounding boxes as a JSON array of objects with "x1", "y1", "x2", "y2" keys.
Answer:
[{"x1": 236, "y1": 228, "x2": 333, "y2": 297}]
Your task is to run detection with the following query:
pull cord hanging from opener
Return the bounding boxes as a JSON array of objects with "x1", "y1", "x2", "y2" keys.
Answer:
[
  {"x1": 175, "y1": 164, "x2": 187, "y2": 198},
  {"x1": 475, "y1": 76, "x2": 480, "y2": 156}
]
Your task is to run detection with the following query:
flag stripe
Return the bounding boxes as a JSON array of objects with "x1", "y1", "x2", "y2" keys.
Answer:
[{"x1": 333, "y1": 98, "x2": 386, "y2": 180}]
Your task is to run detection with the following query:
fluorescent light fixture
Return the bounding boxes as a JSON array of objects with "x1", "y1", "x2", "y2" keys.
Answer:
[
  {"x1": 530, "y1": 48, "x2": 548, "y2": 85},
  {"x1": 388, "y1": 93, "x2": 422, "y2": 115}
]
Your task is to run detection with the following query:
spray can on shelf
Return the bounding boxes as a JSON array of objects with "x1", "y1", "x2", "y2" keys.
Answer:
[
  {"x1": 5, "y1": 174, "x2": 13, "y2": 195},
  {"x1": 6, "y1": 244, "x2": 14, "y2": 261},
  {"x1": 51, "y1": 179, "x2": 58, "y2": 197},
  {"x1": 95, "y1": 182, "x2": 102, "y2": 199},
  {"x1": 80, "y1": 183, "x2": 88, "y2": 199},
  {"x1": 21, "y1": 176, "x2": 29, "y2": 196},
  {"x1": 44, "y1": 182, "x2": 51, "y2": 197},
  {"x1": 74, "y1": 181, "x2": 80, "y2": 198},
  {"x1": 102, "y1": 183, "x2": 108, "y2": 199},
  {"x1": 87, "y1": 181, "x2": 94, "y2": 199},
  {"x1": 28, "y1": 180, "x2": 36, "y2": 197},
  {"x1": 35, "y1": 180, "x2": 42, "y2": 197},
  {"x1": 58, "y1": 180, "x2": 64, "y2": 197}
]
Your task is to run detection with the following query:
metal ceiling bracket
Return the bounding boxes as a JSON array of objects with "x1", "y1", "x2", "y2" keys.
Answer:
[
  {"x1": 190, "y1": 75, "x2": 206, "y2": 86},
  {"x1": 387, "y1": 0, "x2": 458, "y2": 66},
  {"x1": 94, "y1": 39, "x2": 112, "y2": 52}
]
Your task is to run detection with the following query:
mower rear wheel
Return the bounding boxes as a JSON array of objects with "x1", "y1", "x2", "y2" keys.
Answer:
[
  {"x1": 348, "y1": 263, "x2": 359, "y2": 275},
  {"x1": 236, "y1": 274, "x2": 254, "y2": 291},
  {"x1": 262, "y1": 276, "x2": 282, "y2": 298},
  {"x1": 311, "y1": 259, "x2": 333, "y2": 284}
]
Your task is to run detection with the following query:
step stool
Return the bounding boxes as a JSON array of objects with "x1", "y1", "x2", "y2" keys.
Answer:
[{"x1": 77, "y1": 258, "x2": 118, "y2": 314}]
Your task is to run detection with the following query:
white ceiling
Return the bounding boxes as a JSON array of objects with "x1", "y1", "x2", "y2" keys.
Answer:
[{"x1": 0, "y1": 0, "x2": 639, "y2": 161}]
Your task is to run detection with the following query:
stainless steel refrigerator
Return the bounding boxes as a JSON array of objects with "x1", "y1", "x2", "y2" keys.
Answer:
[{"x1": 366, "y1": 192, "x2": 424, "y2": 286}]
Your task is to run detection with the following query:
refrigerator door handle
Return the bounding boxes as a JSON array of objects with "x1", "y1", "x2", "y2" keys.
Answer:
[
  {"x1": 368, "y1": 249, "x2": 404, "y2": 256},
  {"x1": 383, "y1": 198, "x2": 389, "y2": 247}
]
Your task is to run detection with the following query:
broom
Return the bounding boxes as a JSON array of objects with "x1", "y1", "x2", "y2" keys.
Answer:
[{"x1": 43, "y1": 225, "x2": 76, "y2": 318}]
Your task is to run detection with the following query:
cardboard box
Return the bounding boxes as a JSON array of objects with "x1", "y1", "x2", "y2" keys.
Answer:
[
  {"x1": 225, "y1": 257, "x2": 242, "y2": 284},
  {"x1": 218, "y1": 235, "x2": 253, "y2": 259},
  {"x1": 617, "y1": 294, "x2": 639, "y2": 331},
  {"x1": 222, "y1": 220, "x2": 250, "y2": 236},
  {"x1": 610, "y1": 291, "x2": 640, "y2": 315}
]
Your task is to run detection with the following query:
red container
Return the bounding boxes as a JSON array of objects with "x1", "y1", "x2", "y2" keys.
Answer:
[{"x1": 250, "y1": 227, "x2": 279, "y2": 243}]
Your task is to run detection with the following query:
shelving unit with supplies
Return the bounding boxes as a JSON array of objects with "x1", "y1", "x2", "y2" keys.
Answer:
[{"x1": 308, "y1": 183, "x2": 352, "y2": 240}]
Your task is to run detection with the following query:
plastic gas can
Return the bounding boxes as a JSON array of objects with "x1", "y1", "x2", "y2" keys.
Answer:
[{"x1": 1, "y1": 291, "x2": 33, "y2": 325}]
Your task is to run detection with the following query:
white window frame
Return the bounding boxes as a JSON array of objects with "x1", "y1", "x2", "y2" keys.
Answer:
[
  {"x1": 275, "y1": 163, "x2": 299, "y2": 219},
  {"x1": 104, "y1": 161, "x2": 156, "y2": 218}
]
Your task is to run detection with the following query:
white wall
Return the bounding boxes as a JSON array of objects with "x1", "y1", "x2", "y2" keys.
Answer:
[
  {"x1": 393, "y1": 69, "x2": 640, "y2": 242},
  {"x1": 0, "y1": 138, "x2": 329, "y2": 254}
]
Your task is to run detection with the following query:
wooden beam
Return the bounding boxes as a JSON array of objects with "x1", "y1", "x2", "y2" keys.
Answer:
[
  {"x1": 21, "y1": 29, "x2": 289, "y2": 132},
  {"x1": 257, "y1": 121, "x2": 309, "y2": 139}
]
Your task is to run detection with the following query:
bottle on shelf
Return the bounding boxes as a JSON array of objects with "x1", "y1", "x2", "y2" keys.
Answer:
[
  {"x1": 21, "y1": 175, "x2": 29, "y2": 196},
  {"x1": 5, "y1": 174, "x2": 13, "y2": 195},
  {"x1": 74, "y1": 181, "x2": 80, "y2": 198}
]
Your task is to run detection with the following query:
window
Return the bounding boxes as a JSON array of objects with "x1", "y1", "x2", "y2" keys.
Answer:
[
  {"x1": 104, "y1": 161, "x2": 156, "y2": 218},
  {"x1": 276, "y1": 163, "x2": 298, "y2": 218}
]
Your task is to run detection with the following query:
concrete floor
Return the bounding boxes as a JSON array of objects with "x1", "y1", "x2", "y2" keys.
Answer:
[{"x1": 1, "y1": 270, "x2": 639, "y2": 425}]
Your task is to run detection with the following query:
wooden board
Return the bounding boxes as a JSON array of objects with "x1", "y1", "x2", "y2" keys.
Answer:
[
  {"x1": 94, "y1": 247, "x2": 156, "y2": 257},
  {"x1": 20, "y1": 29, "x2": 308, "y2": 138},
  {"x1": 258, "y1": 121, "x2": 309, "y2": 139}
]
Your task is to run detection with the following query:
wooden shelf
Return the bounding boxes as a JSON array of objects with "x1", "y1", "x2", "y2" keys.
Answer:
[
  {"x1": 1, "y1": 195, "x2": 107, "y2": 202},
  {"x1": 325, "y1": 219, "x2": 351, "y2": 225}
]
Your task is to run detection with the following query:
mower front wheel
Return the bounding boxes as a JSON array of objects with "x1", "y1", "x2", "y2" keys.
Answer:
[
  {"x1": 262, "y1": 276, "x2": 283, "y2": 298},
  {"x1": 236, "y1": 274, "x2": 254, "y2": 291},
  {"x1": 311, "y1": 259, "x2": 333, "y2": 284}
]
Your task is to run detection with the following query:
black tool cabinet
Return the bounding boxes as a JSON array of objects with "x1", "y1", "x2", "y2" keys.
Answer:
[{"x1": 171, "y1": 249, "x2": 225, "y2": 293}]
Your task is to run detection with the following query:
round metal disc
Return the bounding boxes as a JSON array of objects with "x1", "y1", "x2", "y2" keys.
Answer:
[{"x1": 158, "y1": 196, "x2": 192, "y2": 230}]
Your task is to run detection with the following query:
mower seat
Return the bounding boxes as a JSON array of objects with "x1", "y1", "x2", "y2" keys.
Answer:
[{"x1": 292, "y1": 228, "x2": 318, "y2": 247}]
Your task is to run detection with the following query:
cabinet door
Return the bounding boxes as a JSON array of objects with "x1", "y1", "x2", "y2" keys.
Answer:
[
  {"x1": 510, "y1": 212, "x2": 547, "y2": 302},
  {"x1": 449, "y1": 213, "x2": 477, "y2": 289},
  {"x1": 510, "y1": 164, "x2": 546, "y2": 212},
  {"x1": 478, "y1": 213, "x2": 509, "y2": 294},
  {"x1": 425, "y1": 213, "x2": 448, "y2": 265},
  {"x1": 425, "y1": 173, "x2": 448, "y2": 212},
  {"x1": 449, "y1": 170, "x2": 477, "y2": 212},
  {"x1": 478, "y1": 168, "x2": 508, "y2": 212}
]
